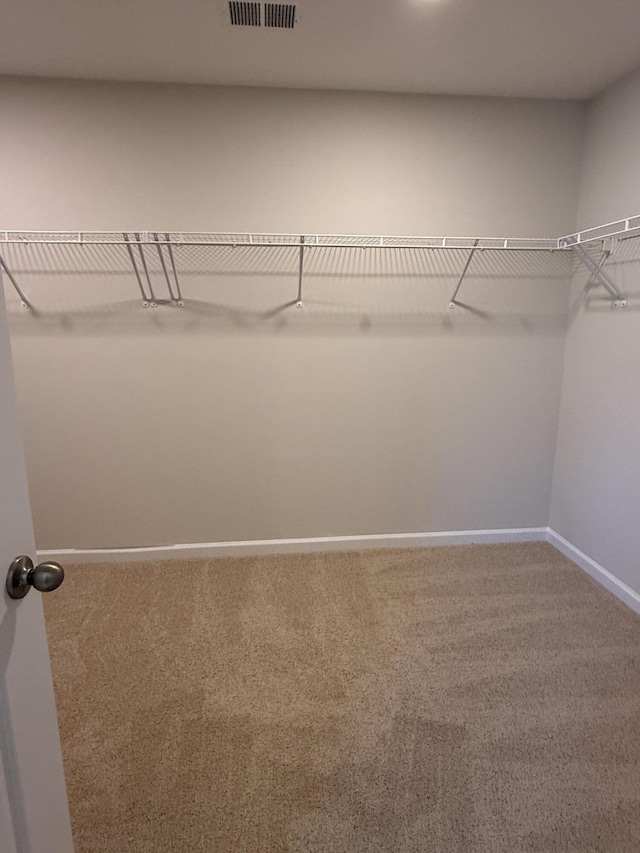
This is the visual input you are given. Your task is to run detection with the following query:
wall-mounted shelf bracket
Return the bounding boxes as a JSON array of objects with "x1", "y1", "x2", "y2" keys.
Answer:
[
  {"x1": 297, "y1": 236, "x2": 305, "y2": 307},
  {"x1": 152, "y1": 233, "x2": 184, "y2": 306},
  {"x1": 449, "y1": 240, "x2": 480, "y2": 308},
  {"x1": 124, "y1": 233, "x2": 156, "y2": 307},
  {"x1": 572, "y1": 243, "x2": 627, "y2": 308},
  {"x1": 123, "y1": 232, "x2": 184, "y2": 307},
  {"x1": 0, "y1": 254, "x2": 30, "y2": 308}
]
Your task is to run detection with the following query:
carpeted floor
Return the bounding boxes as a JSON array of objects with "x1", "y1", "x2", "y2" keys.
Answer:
[{"x1": 43, "y1": 542, "x2": 640, "y2": 852}]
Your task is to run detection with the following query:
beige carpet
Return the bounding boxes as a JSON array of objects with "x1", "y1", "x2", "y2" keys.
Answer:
[{"x1": 43, "y1": 543, "x2": 640, "y2": 852}]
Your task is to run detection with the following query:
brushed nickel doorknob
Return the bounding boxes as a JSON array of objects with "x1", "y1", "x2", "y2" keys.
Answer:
[{"x1": 6, "y1": 555, "x2": 65, "y2": 600}]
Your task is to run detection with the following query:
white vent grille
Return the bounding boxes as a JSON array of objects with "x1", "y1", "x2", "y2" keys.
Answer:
[
  {"x1": 229, "y1": 1, "x2": 261, "y2": 26},
  {"x1": 264, "y1": 4, "x2": 296, "y2": 28}
]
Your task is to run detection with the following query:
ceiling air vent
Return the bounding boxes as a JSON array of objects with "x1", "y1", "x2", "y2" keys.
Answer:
[
  {"x1": 229, "y1": 1, "x2": 261, "y2": 26},
  {"x1": 264, "y1": 4, "x2": 296, "y2": 28}
]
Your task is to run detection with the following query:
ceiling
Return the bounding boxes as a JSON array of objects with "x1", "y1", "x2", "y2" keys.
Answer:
[{"x1": 2, "y1": 0, "x2": 640, "y2": 100}]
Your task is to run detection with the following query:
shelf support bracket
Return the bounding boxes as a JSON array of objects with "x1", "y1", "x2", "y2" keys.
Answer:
[
  {"x1": 153, "y1": 233, "x2": 183, "y2": 306},
  {"x1": 123, "y1": 233, "x2": 157, "y2": 307},
  {"x1": 133, "y1": 233, "x2": 157, "y2": 307},
  {"x1": 164, "y1": 234, "x2": 184, "y2": 306},
  {"x1": 0, "y1": 254, "x2": 30, "y2": 308},
  {"x1": 573, "y1": 243, "x2": 627, "y2": 308},
  {"x1": 124, "y1": 233, "x2": 152, "y2": 306},
  {"x1": 449, "y1": 239, "x2": 479, "y2": 308},
  {"x1": 297, "y1": 236, "x2": 305, "y2": 307}
]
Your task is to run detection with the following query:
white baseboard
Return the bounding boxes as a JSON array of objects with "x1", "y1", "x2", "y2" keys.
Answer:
[
  {"x1": 37, "y1": 526, "x2": 548, "y2": 564},
  {"x1": 39, "y1": 526, "x2": 640, "y2": 617},
  {"x1": 546, "y1": 528, "x2": 640, "y2": 615}
]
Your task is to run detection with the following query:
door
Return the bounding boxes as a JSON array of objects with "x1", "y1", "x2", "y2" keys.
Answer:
[{"x1": 0, "y1": 282, "x2": 73, "y2": 852}]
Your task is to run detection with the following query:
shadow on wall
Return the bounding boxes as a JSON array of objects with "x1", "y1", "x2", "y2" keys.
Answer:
[{"x1": 2, "y1": 241, "x2": 573, "y2": 338}]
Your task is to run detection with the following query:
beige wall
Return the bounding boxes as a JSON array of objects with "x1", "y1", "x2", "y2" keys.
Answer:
[
  {"x1": 0, "y1": 78, "x2": 585, "y2": 548},
  {"x1": 550, "y1": 67, "x2": 640, "y2": 592}
]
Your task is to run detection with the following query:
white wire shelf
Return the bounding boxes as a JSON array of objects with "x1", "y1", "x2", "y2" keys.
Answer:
[
  {"x1": 1, "y1": 214, "x2": 638, "y2": 310},
  {"x1": 0, "y1": 230, "x2": 563, "y2": 251},
  {"x1": 2, "y1": 212, "x2": 639, "y2": 250},
  {"x1": 559, "y1": 214, "x2": 640, "y2": 246}
]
